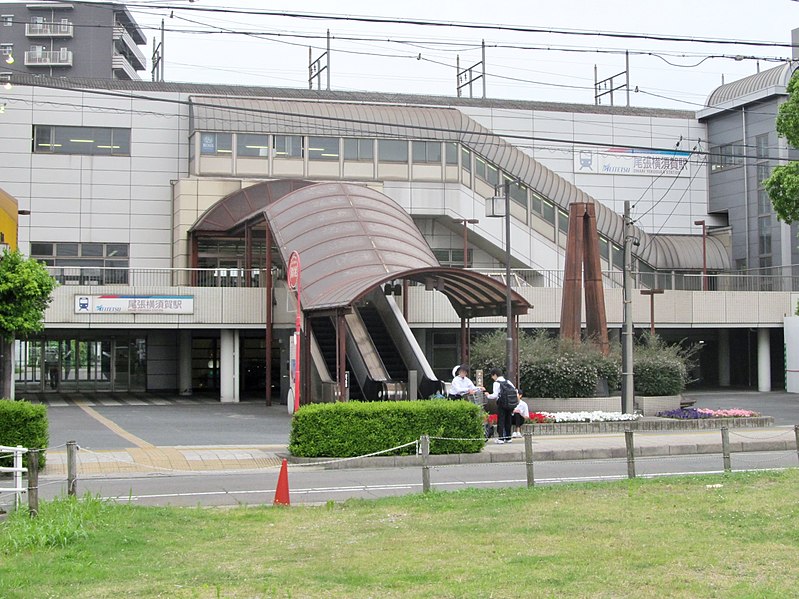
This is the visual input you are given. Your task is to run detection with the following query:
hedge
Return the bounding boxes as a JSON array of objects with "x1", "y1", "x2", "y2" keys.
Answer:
[
  {"x1": 0, "y1": 400, "x2": 49, "y2": 468},
  {"x1": 289, "y1": 400, "x2": 484, "y2": 457}
]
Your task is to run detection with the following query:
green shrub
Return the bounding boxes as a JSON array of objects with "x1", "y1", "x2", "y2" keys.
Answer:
[
  {"x1": 289, "y1": 400, "x2": 484, "y2": 457},
  {"x1": 0, "y1": 399, "x2": 48, "y2": 468},
  {"x1": 633, "y1": 334, "x2": 694, "y2": 396},
  {"x1": 520, "y1": 355, "x2": 598, "y2": 399}
]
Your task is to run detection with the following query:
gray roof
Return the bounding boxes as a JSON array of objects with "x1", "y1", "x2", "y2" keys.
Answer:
[
  {"x1": 191, "y1": 96, "x2": 728, "y2": 271},
  {"x1": 9, "y1": 73, "x2": 694, "y2": 118},
  {"x1": 705, "y1": 62, "x2": 796, "y2": 109}
]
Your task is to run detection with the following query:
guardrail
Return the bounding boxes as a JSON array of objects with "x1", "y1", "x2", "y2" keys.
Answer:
[{"x1": 0, "y1": 445, "x2": 28, "y2": 509}]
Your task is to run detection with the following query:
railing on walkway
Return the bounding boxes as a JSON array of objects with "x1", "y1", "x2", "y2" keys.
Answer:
[
  {"x1": 44, "y1": 265, "x2": 799, "y2": 292},
  {"x1": 0, "y1": 445, "x2": 28, "y2": 509}
]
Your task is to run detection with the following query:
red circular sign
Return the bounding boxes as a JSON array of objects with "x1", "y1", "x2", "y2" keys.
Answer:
[{"x1": 287, "y1": 251, "x2": 300, "y2": 290}]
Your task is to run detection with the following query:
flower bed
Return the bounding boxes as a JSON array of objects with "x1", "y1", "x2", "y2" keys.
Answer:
[
  {"x1": 539, "y1": 411, "x2": 642, "y2": 423},
  {"x1": 657, "y1": 408, "x2": 761, "y2": 420}
]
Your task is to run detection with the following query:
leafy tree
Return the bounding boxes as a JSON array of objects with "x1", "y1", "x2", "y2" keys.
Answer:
[
  {"x1": 0, "y1": 250, "x2": 57, "y2": 398},
  {"x1": 764, "y1": 71, "x2": 799, "y2": 223}
]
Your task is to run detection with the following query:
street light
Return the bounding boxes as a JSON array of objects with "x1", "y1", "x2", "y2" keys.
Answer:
[
  {"x1": 452, "y1": 218, "x2": 479, "y2": 268},
  {"x1": 694, "y1": 219, "x2": 708, "y2": 291},
  {"x1": 487, "y1": 181, "x2": 514, "y2": 382},
  {"x1": 639, "y1": 289, "x2": 664, "y2": 335}
]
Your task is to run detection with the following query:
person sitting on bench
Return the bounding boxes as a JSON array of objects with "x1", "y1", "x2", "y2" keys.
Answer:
[{"x1": 449, "y1": 364, "x2": 482, "y2": 399}]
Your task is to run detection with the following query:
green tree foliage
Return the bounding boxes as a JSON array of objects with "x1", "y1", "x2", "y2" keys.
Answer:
[
  {"x1": 0, "y1": 250, "x2": 57, "y2": 341},
  {"x1": 764, "y1": 70, "x2": 799, "y2": 223}
]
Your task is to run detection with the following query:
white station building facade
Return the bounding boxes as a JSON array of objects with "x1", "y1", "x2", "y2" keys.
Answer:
[{"x1": 0, "y1": 71, "x2": 795, "y2": 402}]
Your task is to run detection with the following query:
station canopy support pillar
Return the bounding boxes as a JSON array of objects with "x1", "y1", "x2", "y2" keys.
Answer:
[
  {"x1": 178, "y1": 330, "x2": 192, "y2": 396},
  {"x1": 220, "y1": 329, "x2": 240, "y2": 403},
  {"x1": 757, "y1": 328, "x2": 771, "y2": 393}
]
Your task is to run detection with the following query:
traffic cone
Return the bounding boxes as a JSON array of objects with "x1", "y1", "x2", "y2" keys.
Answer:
[{"x1": 273, "y1": 459, "x2": 290, "y2": 506}]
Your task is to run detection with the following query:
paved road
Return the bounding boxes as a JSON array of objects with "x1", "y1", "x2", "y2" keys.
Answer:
[
  {"x1": 37, "y1": 451, "x2": 798, "y2": 506},
  {"x1": 687, "y1": 390, "x2": 799, "y2": 426}
]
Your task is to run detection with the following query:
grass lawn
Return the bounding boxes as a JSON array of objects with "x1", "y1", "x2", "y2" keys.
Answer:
[{"x1": 2, "y1": 470, "x2": 799, "y2": 598}]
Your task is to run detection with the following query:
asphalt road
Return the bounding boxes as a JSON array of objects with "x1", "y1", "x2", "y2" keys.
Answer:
[{"x1": 37, "y1": 451, "x2": 798, "y2": 506}]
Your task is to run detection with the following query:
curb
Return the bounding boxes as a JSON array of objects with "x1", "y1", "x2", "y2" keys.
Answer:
[{"x1": 285, "y1": 437, "x2": 798, "y2": 470}]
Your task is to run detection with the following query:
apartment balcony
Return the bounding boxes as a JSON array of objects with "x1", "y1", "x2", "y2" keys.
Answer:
[
  {"x1": 24, "y1": 49, "x2": 73, "y2": 67},
  {"x1": 112, "y1": 26, "x2": 146, "y2": 71},
  {"x1": 111, "y1": 54, "x2": 140, "y2": 80},
  {"x1": 25, "y1": 21, "x2": 73, "y2": 37}
]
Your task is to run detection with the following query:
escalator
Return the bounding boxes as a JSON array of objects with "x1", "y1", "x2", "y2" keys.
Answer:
[
  {"x1": 357, "y1": 303, "x2": 406, "y2": 381},
  {"x1": 310, "y1": 316, "x2": 363, "y2": 400}
]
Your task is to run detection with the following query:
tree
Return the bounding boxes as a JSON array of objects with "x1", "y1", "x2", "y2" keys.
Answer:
[
  {"x1": 764, "y1": 70, "x2": 799, "y2": 223},
  {"x1": 0, "y1": 250, "x2": 57, "y2": 398}
]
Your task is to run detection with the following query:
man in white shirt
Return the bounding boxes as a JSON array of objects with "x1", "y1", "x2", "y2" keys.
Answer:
[
  {"x1": 511, "y1": 398, "x2": 529, "y2": 438},
  {"x1": 449, "y1": 365, "x2": 482, "y2": 399}
]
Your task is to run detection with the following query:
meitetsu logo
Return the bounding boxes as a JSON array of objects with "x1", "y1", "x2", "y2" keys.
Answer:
[{"x1": 94, "y1": 304, "x2": 122, "y2": 313}]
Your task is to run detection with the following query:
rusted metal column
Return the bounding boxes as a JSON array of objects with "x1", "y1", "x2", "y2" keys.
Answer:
[
  {"x1": 460, "y1": 317, "x2": 468, "y2": 365},
  {"x1": 264, "y1": 224, "x2": 273, "y2": 406},
  {"x1": 559, "y1": 203, "x2": 585, "y2": 343},
  {"x1": 189, "y1": 232, "x2": 199, "y2": 286},
  {"x1": 337, "y1": 311, "x2": 348, "y2": 401},
  {"x1": 583, "y1": 202, "x2": 610, "y2": 355}
]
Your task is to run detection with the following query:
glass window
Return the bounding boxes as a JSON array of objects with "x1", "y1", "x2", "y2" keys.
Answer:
[
  {"x1": 757, "y1": 163, "x2": 770, "y2": 187},
  {"x1": 33, "y1": 125, "x2": 130, "y2": 156},
  {"x1": 557, "y1": 210, "x2": 569, "y2": 234},
  {"x1": 599, "y1": 236, "x2": 609, "y2": 262},
  {"x1": 461, "y1": 147, "x2": 471, "y2": 172},
  {"x1": 412, "y1": 141, "x2": 442, "y2": 164},
  {"x1": 531, "y1": 192, "x2": 543, "y2": 215},
  {"x1": 445, "y1": 142, "x2": 458, "y2": 165},
  {"x1": 542, "y1": 199, "x2": 555, "y2": 224},
  {"x1": 273, "y1": 135, "x2": 303, "y2": 159},
  {"x1": 81, "y1": 243, "x2": 103, "y2": 257},
  {"x1": 758, "y1": 188, "x2": 771, "y2": 214},
  {"x1": 710, "y1": 142, "x2": 743, "y2": 172},
  {"x1": 507, "y1": 178, "x2": 528, "y2": 208},
  {"x1": 106, "y1": 244, "x2": 128, "y2": 257},
  {"x1": 343, "y1": 138, "x2": 373, "y2": 161},
  {"x1": 2, "y1": 15, "x2": 12, "y2": 26},
  {"x1": 756, "y1": 134, "x2": 769, "y2": 160},
  {"x1": 237, "y1": 134, "x2": 270, "y2": 158},
  {"x1": 199, "y1": 132, "x2": 231, "y2": 156},
  {"x1": 611, "y1": 244, "x2": 624, "y2": 270},
  {"x1": 307, "y1": 136, "x2": 340, "y2": 161},
  {"x1": 56, "y1": 243, "x2": 78, "y2": 257},
  {"x1": 486, "y1": 163, "x2": 499, "y2": 186},
  {"x1": 30, "y1": 242, "x2": 52, "y2": 256},
  {"x1": 758, "y1": 215, "x2": 772, "y2": 255},
  {"x1": 0, "y1": 44, "x2": 11, "y2": 56},
  {"x1": 475, "y1": 156, "x2": 486, "y2": 180},
  {"x1": 378, "y1": 139, "x2": 408, "y2": 163}
]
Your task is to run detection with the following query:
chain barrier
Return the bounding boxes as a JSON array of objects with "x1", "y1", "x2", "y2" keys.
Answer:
[{"x1": 728, "y1": 429, "x2": 795, "y2": 441}]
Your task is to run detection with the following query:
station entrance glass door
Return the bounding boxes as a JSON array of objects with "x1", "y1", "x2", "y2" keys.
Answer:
[{"x1": 15, "y1": 336, "x2": 146, "y2": 393}]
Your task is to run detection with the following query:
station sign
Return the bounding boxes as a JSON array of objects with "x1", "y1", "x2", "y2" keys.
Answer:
[
  {"x1": 74, "y1": 294, "x2": 194, "y2": 314},
  {"x1": 574, "y1": 147, "x2": 690, "y2": 177}
]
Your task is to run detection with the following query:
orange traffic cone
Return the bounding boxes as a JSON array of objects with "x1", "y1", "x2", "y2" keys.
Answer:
[{"x1": 273, "y1": 459, "x2": 290, "y2": 506}]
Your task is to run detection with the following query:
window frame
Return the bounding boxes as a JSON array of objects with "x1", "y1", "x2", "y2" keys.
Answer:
[
  {"x1": 411, "y1": 140, "x2": 442, "y2": 164},
  {"x1": 307, "y1": 136, "x2": 340, "y2": 161},
  {"x1": 236, "y1": 133, "x2": 270, "y2": 158},
  {"x1": 343, "y1": 138, "x2": 374, "y2": 161},
  {"x1": 378, "y1": 139, "x2": 409, "y2": 163},
  {"x1": 273, "y1": 135, "x2": 303, "y2": 159},
  {"x1": 33, "y1": 125, "x2": 131, "y2": 156}
]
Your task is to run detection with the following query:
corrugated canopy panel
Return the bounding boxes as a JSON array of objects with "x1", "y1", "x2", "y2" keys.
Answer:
[
  {"x1": 706, "y1": 62, "x2": 795, "y2": 107},
  {"x1": 189, "y1": 96, "x2": 728, "y2": 272},
  {"x1": 264, "y1": 182, "x2": 529, "y2": 317}
]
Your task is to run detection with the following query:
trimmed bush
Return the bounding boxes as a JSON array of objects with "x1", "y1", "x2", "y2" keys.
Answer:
[
  {"x1": 0, "y1": 399, "x2": 49, "y2": 468},
  {"x1": 289, "y1": 400, "x2": 484, "y2": 457},
  {"x1": 633, "y1": 334, "x2": 693, "y2": 396}
]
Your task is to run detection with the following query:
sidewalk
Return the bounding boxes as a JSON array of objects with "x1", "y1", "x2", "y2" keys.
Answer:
[{"x1": 42, "y1": 427, "x2": 799, "y2": 476}]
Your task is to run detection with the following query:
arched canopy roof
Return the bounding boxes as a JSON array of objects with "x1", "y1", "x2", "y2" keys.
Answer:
[
  {"x1": 706, "y1": 62, "x2": 796, "y2": 108},
  {"x1": 192, "y1": 181, "x2": 530, "y2": 318}
]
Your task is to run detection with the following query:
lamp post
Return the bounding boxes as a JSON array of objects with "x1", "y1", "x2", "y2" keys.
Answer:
[
  {"x1": 639, "y1": 289, "x2": 664, "y2": 335},
  {"x1": 488, "y1": 182, "x2": 513, "y2": 382},
  {"x1": 453, "y1": 218, "x2": 479, "y2": 268},
  {"x1": 694, "y1": 219, "x2": 708, "y2": 291}
]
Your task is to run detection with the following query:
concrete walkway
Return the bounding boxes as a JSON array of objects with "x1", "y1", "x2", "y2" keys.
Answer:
[{"x1": 42, "y1": 426, "x2": 798, "y2": 476}]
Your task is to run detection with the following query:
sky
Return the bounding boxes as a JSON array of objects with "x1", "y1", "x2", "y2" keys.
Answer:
[{"x1": 8, "y1": 0, "x2": 799, "y2": 109}]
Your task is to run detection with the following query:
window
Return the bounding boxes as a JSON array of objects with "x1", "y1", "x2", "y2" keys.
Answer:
[
  {"x1": 343, "y1": 138, "x2": 373, "y2": 161},
  {"x1": 30, "y1": 242, "x2": 130, "y2": 284},
  {"x1": 599, "y1": 236, "x2": 610, "y2": 262},
  {"x1": 33, "y1": 125, "x2": 131, "y2": 156},
  {"x1": 710, "y1": 142, "x2": 744, "y2": 172},
  {"x1": 432, "y1": 248, "x2": 472, "y2": 267},
  {"x1": 2, "y1": 15, "x2": 12, "y2": 26},
  {"x1": 557, "y1": 209, "x2": 569, "y2": 234},
  {"x1": 199, "y1": 132, "x2": 231, "y2": 156},
  {"x1": 236, "y1": 133, "x2": 269, "y2": 158},
  {"x1": 758, "y1": 188, "x2": 772, "y2": 214},
  {"x1": 378, "y1": 139, "x2": 408, "y2": 163},
  {"x1": 757, "y1": 163, "x2": 771, "y2": 187},
  {"x1": 445, "y1": 142, "x2": 458, "y2": 165},
  {"x1": 758, "y1": 215, "x2": 772, "y2": 255},
  {"x1": 412, "y1": 141, "x2": 441, "y2": 164},
  {"x1": 307, "y1": 136, "x2": 339, "y2": 161},
  {"x1": 756, "y1": 134, "x2": 769, "y2": 160},
  {"x1": 461, "y1": 147, "x2": 471, "y2": 172},
  {"x1": 611, "y1": 244, "x2": 624, "y2": 270},
  {"x1": 474, "y1": 156, "x2": 499, "y2": 185},
  {"x1": 530, "y1": 192, "x2": 555, "y2": 224},
  {"x1": 0, "y1": 44, "x2": 11, "y2": 57},
  {"x1": 273, "y1": 135, "x2": 303, "y2": 159},
  {"x1": 503, "y1": 176, "x2": 528, "y2": 208}
]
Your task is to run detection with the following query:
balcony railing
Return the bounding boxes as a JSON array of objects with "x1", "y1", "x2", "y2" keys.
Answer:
[
  {"x1": 25, "y1": 22, "x2": 73, "y2": 37},
  {"x1": 24, "y1": 49, "x2": 72, "y2": 66},
  {"x1": 43, "y1": 266, "x2": 799, "y2": 293},
  {"x1": 112, "y1": 26, "x2": 146, "y2": 69}
]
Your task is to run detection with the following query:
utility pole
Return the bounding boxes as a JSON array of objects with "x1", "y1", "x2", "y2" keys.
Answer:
[{"x1": 621, "y1": 200, "x2": 634, "y2": 414}]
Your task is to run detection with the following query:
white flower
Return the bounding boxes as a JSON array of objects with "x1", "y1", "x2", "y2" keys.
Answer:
[{"x1": 540, "y1": 411, "x2": 642, "y2": 423}]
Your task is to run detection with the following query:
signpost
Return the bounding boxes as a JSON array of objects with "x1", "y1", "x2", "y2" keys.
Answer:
[{"x1": 288, "y1": 252, "x2": 301, "y2": 414}]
